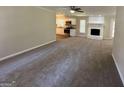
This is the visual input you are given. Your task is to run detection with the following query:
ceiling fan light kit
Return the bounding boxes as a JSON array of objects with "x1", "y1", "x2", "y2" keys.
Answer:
[{"x1": 70, "y1": 10, "x2": 75, "y2": 13}]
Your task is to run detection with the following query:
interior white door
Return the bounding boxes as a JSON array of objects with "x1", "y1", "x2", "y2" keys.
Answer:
[{"x1": 80, "y1": 20, "x2": 86, "y2": 33}]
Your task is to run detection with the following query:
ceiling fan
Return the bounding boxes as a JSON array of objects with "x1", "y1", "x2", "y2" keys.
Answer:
[{"x1": 70, "y1": 6, "x2": 84, "y2": 13}]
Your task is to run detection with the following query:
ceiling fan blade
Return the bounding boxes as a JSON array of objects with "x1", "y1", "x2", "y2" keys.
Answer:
[
  {"x1": 75, "y1": 8, "x2": 81, "y2": 11},
  {"x1": 76, "y1": 10, "x2": 84, "y2": 13}
]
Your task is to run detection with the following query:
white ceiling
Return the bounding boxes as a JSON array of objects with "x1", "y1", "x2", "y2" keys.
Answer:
[{"x1": 44, "y1": 6, "x2": 116, "y2": 16}]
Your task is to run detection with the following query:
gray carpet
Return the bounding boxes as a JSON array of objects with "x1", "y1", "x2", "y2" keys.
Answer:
[{"x1": 0, "y1": 37, "x2": 123, "y2": 87}]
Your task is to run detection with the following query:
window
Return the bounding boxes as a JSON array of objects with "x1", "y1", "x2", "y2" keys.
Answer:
[{"x1": 80, "y1": 20, "x2": 86, "y2": 33}]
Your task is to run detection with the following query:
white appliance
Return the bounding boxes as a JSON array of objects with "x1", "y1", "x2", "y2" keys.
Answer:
[{"x1": 70, "y1": 29, "x2": 76, "y2": 36}]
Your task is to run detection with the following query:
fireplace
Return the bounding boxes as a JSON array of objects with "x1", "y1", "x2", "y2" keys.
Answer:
[
  {"x1": 91, "y1": 29, "x2": 100, "y2": 36},
  {"x1": 88, "y1": 24, "x2": 104, "y2": 40}
]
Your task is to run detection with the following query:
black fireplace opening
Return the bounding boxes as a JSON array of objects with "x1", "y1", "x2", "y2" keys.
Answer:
[{"x1": 91, "y1": 29, "x2": 100, "y2": 36}]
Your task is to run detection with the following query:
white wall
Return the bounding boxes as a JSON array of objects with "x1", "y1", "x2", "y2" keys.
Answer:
[
  {"x1": 112, "y1": 6, "x2": 124, "y2": 84},
  {"x1": 0, "y1": 7, "x2": 56, "y2": 60},
  {"x1": 103, "y1": 16, "x2": 115, "y2": 39}
]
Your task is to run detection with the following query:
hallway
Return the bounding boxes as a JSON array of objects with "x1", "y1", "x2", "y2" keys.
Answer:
[{"x1": 0, "y1": 37, "x2": 123, "y2": 87}]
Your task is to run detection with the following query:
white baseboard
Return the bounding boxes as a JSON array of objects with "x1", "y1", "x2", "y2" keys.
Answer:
[
  {"x1": 0, "y1": 40, "x2": 56, "y2": 62},
  {"x1": 112, "y1": 54, "x2": 124, "y2": 86}
]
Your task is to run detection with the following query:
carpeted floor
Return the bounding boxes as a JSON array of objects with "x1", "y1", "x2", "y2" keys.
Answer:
[{"x1": 0, "y1": 37, "x2": 123, "y2": 87}]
